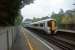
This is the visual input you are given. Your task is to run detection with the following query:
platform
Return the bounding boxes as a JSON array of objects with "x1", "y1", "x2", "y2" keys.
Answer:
[
  {"x1": 58, "y1": 29, "x2": 75, "y2": 33},
  {"x1": 11, "y1": 27, "x2": 29, "y2": 50},
  {"x1": 11, "y1": 27, "x2": 61, "y2": 50}
]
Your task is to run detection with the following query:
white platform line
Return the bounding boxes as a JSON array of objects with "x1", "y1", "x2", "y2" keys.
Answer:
[{"x1": 27, "y1": 30, "x2": 54, "y2": 50}]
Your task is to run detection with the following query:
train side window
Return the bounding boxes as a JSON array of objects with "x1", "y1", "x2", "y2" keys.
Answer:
[
  {"x1": 48, "y1": 21, "x2": 51, "y2": 27},
  {"x1": 40, "y1": 23, "x2": 44, "y2": 27},
  {"x1": 33, "y1": 24, "x2": 38, "y2": 26}
]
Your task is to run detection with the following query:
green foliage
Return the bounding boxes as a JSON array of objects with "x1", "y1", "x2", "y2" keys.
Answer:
[
  {"x1": 32, "y1": 17, "x2": 41, "y2": 22},
  {"x1": 51, "y1": 12, "x2": 63, "y2": 27},
  {"x1": 15, "y1": 15, "x2": 23, "y2": 25},
  {"x1": 32, "y1": 16, "x2": 50, "y2": 22},
  {"x1": 51, "y1": 9, "x2": 75, "y2": 29},
  {"x1": 0, "y1": 0, "x2": 34, "y2": 26}
]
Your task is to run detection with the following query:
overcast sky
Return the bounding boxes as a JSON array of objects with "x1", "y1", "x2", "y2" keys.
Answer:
[{"x1": 21, "y1": 0, "x2": 75, "y2": 20}]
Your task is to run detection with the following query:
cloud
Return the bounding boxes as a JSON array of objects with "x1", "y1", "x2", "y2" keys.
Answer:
[{"x1": 21, "y1": 0, "x2": 74, "y2": 20}]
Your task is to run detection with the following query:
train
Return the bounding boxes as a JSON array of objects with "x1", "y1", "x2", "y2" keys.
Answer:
[{"x1": 27, "y1": 19, "x2": 57, "y2": 34}]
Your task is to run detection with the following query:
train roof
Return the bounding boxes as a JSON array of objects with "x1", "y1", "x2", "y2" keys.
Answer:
[{"x1": 29, "y1": 18, "x2": 54, "y2": 24}]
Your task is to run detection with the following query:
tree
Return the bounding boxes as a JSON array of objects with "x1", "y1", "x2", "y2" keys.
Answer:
[
  {"x1": 15, "y1": 14, "x2": 23, "y2": 25},
  {"x1": 0, "y1": 0, "x2": 34, "y2": 26},
  {"x1": 41, "y1": 16, "x2": 50, "y2": 20},
  {"x1": 51, "y1": 9, "x2": 64, "y2": 28},
  {"x1": 59, "y1": 9, "x2": 64, "y2": 15}
]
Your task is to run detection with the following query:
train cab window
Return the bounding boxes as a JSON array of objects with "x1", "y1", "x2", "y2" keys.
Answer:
[{"x1": 48, "y1": 20, "x2": 56, "y2": 27}]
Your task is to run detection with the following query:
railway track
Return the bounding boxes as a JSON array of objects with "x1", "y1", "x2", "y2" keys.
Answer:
[{"x1": 26, "y1": 28, "x2": 75, "y2": 50}]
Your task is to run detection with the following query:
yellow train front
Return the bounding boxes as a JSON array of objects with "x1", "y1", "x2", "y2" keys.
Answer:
[
  {"x1": 29, "y1": 19, "x2": 57, "y2": 34},
  {"x1": 47, "y1": 19, "x2": 57, "y2": 34}
]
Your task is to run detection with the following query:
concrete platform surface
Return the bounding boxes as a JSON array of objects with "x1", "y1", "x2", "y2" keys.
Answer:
[
  {"x1": 11, "y1": 27, "x2": 61, "y2": 50},
  {"x1": 21, "y1": 27, "x2": 61, "y2": 50},
  {"x1": 11, "y1": 28, "x2": 29, "y2": 50}
]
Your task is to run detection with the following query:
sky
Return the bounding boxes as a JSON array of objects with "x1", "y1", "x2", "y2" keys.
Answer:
[{"x1": 21, "y1": 0, "x2": 75, "y2": 20}]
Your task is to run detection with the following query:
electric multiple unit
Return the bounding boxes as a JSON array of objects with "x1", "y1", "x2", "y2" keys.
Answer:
[{"x1": 28, "y1": 19, "x2": 57, "y2": 34}]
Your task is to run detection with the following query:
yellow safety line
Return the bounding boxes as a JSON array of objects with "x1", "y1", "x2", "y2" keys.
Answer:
[
  {"x1": 27, "y1": 39, "x2": 34, "y2": 50},
  {"x1": 24, "y1": 33, "x2": 34, "y2": 50}
]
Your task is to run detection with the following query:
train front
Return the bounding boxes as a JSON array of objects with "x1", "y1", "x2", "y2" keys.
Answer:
[{"x1": 47, "y1": 20, "x2": 57, "y2": 34}]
